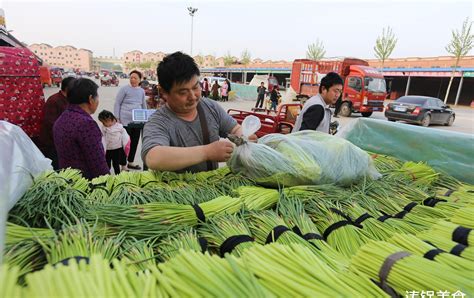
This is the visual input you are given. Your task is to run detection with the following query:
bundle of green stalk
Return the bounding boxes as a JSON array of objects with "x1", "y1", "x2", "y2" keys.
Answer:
[
  {"x1": 369, "y1": 152, "x2": 403, "y2": 173},
  {"x1": 6, "y1": 222, "x2": 54, "y2": 245},
  {"x1": 350, "y1": 178, "x2": 412, "y2": 214},
  {"x1": 282, "y1": 184, "x2": 353, "y2": 204},
  {"x1": 434, "y1": 171, "x2": 464, "y2": 190},
  {"x1": 344, "y1": 203, "x2": 400, "y2": 240},
  {"x1": 240, "y1": 243, "x2": 387, "y2": 297},
  {"x1": 89, "y1": 204, "x2": 184, "y2": 238},
  {"x1": 451, "y1": 207, "x2": 474, "y2": 228},
  {"x1": 35, "y1": 221, "x2": 125, "y2": 264},
  {"x1": 9, "y1": 169, "x2": 90, "y2": 228},
  {"x1": 435, "y1": 187, "x2": 474, "y2": 205},
  {"x1": 235, "y1": 185, "x2": 280, "y2": 210},
  {"x1": 23, "y1": 254, "x2": 167, "y2": 297},
  {"x1": 388, "y1": 233, "x2": 474, "y2": 271},
  {"x1": 157, "y1": 228, "x2": 206, "y2": 261},
  {"x1": 391, "y1": 202, "x2": 451, "y2": 232},
  {"x1": 350, "y1": 240, "x2": 474, "y2": 296},
  {"x1": 3, "y1": 240, "x2": 46, "y2": 277},
  {"x1": 305, "y1": 202, "x2": 371, "y2": 258},
  {"x1": 248, "y1": 210, "x2": 345, "y2": 271},
  {"x1": 387, "y1": 161, "x2": 439, "y2": 189},
  {"x1": 157, "y1": 249, "x2": 272, "y2": 297},
  {"x1": 119, "y1": 238, "x2": 158, "y2": 272},
  {"x1": 380, "y1": 177, "x2": 432, "y2": 203},
  {"x1": 0, "y1": 263, "x2": 23, "y2": 297},
  {"x1": 201, "y1": 213, "x2": 255, "y2": 257},
  {"x1": 146, "y1": 182, "x2": 228, "y2": 205},
  {"x1": 417, "y1": 230, "x2": 474, "y2": 261},
  {"x1": 426, "y1": 220, "x2": 473, "y2": 246},
  {"x1": 277, "y1": 197, "x2": 350, "y2": 269}
]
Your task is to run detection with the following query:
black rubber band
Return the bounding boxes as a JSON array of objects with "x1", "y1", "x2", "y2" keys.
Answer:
[
  {"x1": 403, "y1": 202, "x2": 418, "y2": 212},
  {"x1": 394, "y1": 210, "x2": 409, "y2": 219},
  {"x1": 192, "y1": 204, "x2": 206, "y2": 223},
  {"x1": 377, "y1": 214, "x2": 393, "y2": 222},
  {"x1": 54, "y1": 256, "x2": 90, "y2": 267},
  {"x1": 423, "y1": 248, "x2": 444, "y2": 260},
  {"x1": 354, "y1": 213, "x2": 374, "y2": 226},
  {"x1": 303, "y1": 233, "x2": 323, "y2": 241},
  {"x1": 329, "y1": 208, "x2": 352, "y2": 221},
  {"x1": 450, "y1": 243, "x2": 467, "y2": 256},
  {"x1": 323, "y1": 220, "x2": 353, "y2": 240},
  {"x1": 452, "y1": 226, "x2": 471, "y2": 246},
  {"x1": 219, "y1": 235, "x2": 254, "y2": 256},
  {"x1": 265, "y1": 225, "x2": 291, "y2": 244},
  {"x1": 444, "y1": 189, "x2": 455, "y2": 197},
  {"x1": 291, "y1": 226, "x2": 303, "y2": 237},
  {"x1": 423, "y1": 197, "x2": 447, "y2": 207},
  {"x1": 378, "y1": 251, "x2": 411, "y2": 297},
  {"x1": 198, "y1": 237, "x2": 208, "y2": 254}
]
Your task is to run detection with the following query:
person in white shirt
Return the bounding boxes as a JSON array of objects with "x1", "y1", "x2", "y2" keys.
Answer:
[{"x1": 98, "y1": 110, "x2": 130, "y2": 174}]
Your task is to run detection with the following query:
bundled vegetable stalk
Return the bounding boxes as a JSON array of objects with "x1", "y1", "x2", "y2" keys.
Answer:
[
  {"x1": 157, "y1": 229, "x2": 206, "y2": 261},
  {"x1": 451, "y1": 207, "x2": 474, "y2": 229},
  {"x1": 201, "y1": 214, "x2": 255, "y2": 257},
  {"x1": 369, "y1": 152, "x2": 403, "y2": 173},
  {"x1": 306, "y1": 203, "x2": 370, "y2": 258},
  {"x1": 0, "y1": 263, "x2": 23, "y2": 297},
  {"x1": 426, "y1": 220, "x2": 473, "y2": 246},
  {"x1": 236, "y1": 186, "x2": 280, "y2": 210},
  {"x1": 24, "y1": 255, "x2": 166, "y2": 297},
  {"x1": 388, "y1": 161, "x2": 439, "y2": 188},
  {"x1": 388, "y1": 233, "x2": 473, "y2": 271},
  {"x1": 157, "y1": 249, "x2": 271, "y2": 297},
  {"x1": 417, "y1": 231, "x2": 474, "y2": 261},
  {"x1": 36, "y1": 221, "x2": 125, "y2": 264},
  {"x1": 9, "y1": 169, "x2": 89, "y2": 228},
  {"x1": 241, "y1": 243, "x2": 387, "y2": 297},
  {"x1": 120, "y1": 238, "x2": 158, "y2": 272},
  {"x1": 282, "y1": 184, "x2": 352, "y2": 204},
  {"x1": 3, "y1": 240, "x2": 46, "y2": 276},
  {"x1": 350, "y1": 240, "x2": 473, "y2": 296},
  {"x1": 345, "y1": 204, "x2": 397, "y2": 241},
  {"x1": 6, "y1": 222, "x2": 54, "y2": 246}
]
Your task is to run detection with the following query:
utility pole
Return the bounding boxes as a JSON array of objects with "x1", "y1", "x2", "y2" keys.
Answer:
[{"x1": 187, "y1": 7, "x2": 198, "y2": 56}]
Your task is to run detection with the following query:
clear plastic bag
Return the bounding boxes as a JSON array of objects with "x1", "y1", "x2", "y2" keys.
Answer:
[
  {"x1": 0, "y1": 121, "x2": 52, "y2": 262},
  {"x1": 227, "y1": 116, "x2": 380, "y2": 187}
]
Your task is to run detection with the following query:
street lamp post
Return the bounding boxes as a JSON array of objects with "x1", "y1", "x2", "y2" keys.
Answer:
[{"x1": 187, "y1": 7, "x2": 198, "y2": 56}]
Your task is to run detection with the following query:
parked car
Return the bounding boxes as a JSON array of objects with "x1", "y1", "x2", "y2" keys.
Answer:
[{"x1": 385, "y1": 95, "x2": 455, "y2": 127}]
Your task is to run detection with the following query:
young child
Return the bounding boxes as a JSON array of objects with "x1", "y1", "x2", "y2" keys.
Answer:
[{"x1": 98, "y1": 110, "x2": 130, "y2": 174}]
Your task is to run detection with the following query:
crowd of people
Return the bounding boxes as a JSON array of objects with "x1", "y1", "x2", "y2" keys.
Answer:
[{"x1": 36, "y1": 51, "x2": 342, "y2": 179}]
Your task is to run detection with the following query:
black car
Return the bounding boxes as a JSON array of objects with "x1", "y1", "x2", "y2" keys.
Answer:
[{"x1": 385, "y1": 96, "x2": 455, "y2": 127}]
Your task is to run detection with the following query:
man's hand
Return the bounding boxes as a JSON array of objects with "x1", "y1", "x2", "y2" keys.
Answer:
[{"x1": 205, "y1": 140, "x2": 234, "y2": 162}]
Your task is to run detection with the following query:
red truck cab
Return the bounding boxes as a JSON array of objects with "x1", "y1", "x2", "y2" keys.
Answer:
[
  {"x1": 39, "y1": 66, "x2": 52, "y2": 87},
  {"x1": 290, "y1": 58, "x2": 387, "y2": 117}
]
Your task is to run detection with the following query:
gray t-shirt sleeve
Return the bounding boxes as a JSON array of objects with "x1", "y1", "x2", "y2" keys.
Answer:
[
  {"x1": 141, "y1": 113, "x2": 170, "y2": 162},
  {"x1": 205, "y1": 99, "x2": 238, "y2": 137}
]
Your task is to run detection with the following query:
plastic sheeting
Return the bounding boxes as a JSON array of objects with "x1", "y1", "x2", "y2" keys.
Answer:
[
  {"x1": 337, "y1": 118, "x2": 474, "y2": 184},
  {"x1": 0, "y1": 121, "x2": 52, "y2": 262}
]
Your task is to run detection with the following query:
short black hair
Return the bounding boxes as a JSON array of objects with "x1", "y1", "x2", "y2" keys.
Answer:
[
  {"x1": 319, "y1": 72, "x2": 344, "y2": 93},
  {"x1": 61, "y1": 76, "x2": 76, "y2": 92},
  {"x1": 98, "y1": 110, "x2": 117, "y2": 122},
  {"x1": 157, "y1": 51, "x2": 200, "y2": 93},
  {"x1": 129, "y1": 70, "x2": 142, "y2": 79},
  {"x1": 67, "y1": 78, "x2": 99, "y2": 105}
]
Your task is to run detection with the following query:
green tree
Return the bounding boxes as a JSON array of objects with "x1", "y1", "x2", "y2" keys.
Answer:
[
  {"x1": 374, "y1": 26, "x2": 397, "y2": 70},
  {"x1": 223, "y1": 51, "x2": 234, "y2": 67},
  {"x1": 195, "y1": 54, "x2": 204, "y2": 66},
  {"x1": 240, "y1": 49, "x2": 251, "y2": 66},
  {"x1": 306, "y1": 39, "x2": 326, "y2": 60},
  {"x1": 444, "y1": 17, "x2": 473, "y2": 104},
  {"x1": 139, "y1": 61, "x2": 153, "y2": 70}
]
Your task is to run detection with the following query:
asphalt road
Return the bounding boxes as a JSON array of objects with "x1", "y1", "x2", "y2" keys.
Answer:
[{"x1": 42, "y1": 78, "x2": 474, "y2": 168}]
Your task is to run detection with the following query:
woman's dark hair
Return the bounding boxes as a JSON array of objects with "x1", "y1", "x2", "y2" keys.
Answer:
[
  {"x1": 157, "y1": 51, "x2": 200, "y2": 93},
  {"x1": 225, "y1": 79, "x2": 231, "y2": 92},
  {"x1": 319, "y1": 72, "x2": 344, "y2": 93},
  {"x1": 61, "y1": 76, "x2": 76, "y2": 92},
  {"x1": 67, "y1": 78, "x2": 99, "y2": 104},
  {"x1": 129, "y1": 70, "x2": 143, "y2": 79},
  {"x1": 98, "y1": 110, "x2": 117, "y2": 122}
]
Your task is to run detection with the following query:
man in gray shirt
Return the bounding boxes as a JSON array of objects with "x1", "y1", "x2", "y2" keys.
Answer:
[{"x1": 142, "y1": 52, "x2": 250, "y2": 173}]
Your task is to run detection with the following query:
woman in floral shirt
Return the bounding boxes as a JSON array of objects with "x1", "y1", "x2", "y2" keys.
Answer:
[{"x1": 53, "y1": 78, "x2": 109, "y2": 179}]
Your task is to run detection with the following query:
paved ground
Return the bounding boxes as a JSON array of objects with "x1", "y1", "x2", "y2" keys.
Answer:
[{"x1": 43, "y1": 78, "x2": 474, "y2": 169}]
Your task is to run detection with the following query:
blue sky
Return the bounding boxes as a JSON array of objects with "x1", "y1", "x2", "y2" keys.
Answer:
[{"x1": 2, "y1": 0, "x2": 472, "y2": 60}]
